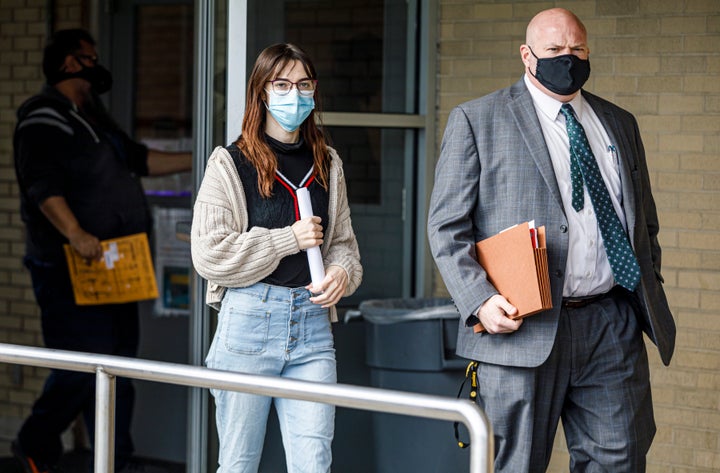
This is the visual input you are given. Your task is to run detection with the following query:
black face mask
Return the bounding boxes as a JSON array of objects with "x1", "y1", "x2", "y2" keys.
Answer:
[
  {"x1": 48, "y1": 61, "x2": 113, "y2": 95},
  {"x1": 528, "y1": 47, "x2": 590, "y2": 96}
]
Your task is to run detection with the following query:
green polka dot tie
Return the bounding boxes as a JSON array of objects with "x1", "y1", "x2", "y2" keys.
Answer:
[{"x1": 560, "y1": 104, "x2": 641, "y2": 291}]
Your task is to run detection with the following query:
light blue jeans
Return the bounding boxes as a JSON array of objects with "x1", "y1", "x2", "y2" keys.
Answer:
[{"x1": 206, "y1": 283, "x2": 336, "y2": 473}]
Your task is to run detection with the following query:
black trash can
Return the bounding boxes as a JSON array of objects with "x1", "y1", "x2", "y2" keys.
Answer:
[{"x1": 358, "y1": 298, "x2": 470, "y2": 473}]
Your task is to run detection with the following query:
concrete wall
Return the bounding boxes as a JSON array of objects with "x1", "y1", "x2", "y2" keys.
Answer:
[{"x1": 436, "y1": 1, "x2": 720, "y2": 472}]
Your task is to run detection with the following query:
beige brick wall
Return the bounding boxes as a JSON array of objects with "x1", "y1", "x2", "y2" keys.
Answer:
[
  {"x1": 0, "y1": 0, "x2": 45, "y2": 451},
  {"x1": 437, "y1": 1, "x2": 720, "y2": 472},
  {"x1": 0, "y1": 0, "x2": 84, "y2": 454}
]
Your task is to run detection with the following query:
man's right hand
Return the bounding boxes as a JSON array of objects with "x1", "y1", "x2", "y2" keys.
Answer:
[
  {"x1": 478, "y1": 294, "x2": 522, "y2": 334},
  {"x1": 68, "y1": 228, "x2": 103, "y2": 261},
  {"x1": 39, "y1": 196, "x2": 102, "y2": 262}
]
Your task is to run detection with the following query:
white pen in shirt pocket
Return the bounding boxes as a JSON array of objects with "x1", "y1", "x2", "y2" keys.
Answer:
[{"x1": 607, "y1": 144, "x2": 619, "y2": 169}]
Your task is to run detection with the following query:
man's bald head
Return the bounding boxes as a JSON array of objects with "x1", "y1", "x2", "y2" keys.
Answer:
[
  {"x1": 525, "y1": 8, "x2": 587, "y2": 50},
  {"x1": 520, "y1": 8, "x2": 590, "y2": 101}
]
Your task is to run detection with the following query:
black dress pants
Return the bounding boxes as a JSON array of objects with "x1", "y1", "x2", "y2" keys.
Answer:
[{"x1": 18, "y1": 256, "x2": 139, "y2": 470}]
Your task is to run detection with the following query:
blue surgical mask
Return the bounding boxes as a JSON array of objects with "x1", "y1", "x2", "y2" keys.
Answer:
[{"x1": 265, "y1": 89, "x2": 315, "y2": 132}]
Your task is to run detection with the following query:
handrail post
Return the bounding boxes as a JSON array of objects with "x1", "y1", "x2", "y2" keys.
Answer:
[
  {"x1": 95, "y1": 367, "x2": 116, "y2": 473},
  {"x1": 461, "y1": 401, "x2": 494, "y2": 473},
  {"x1": 0, "y1": 343, "x2": 494, "y2": 472},
  {"x1": 469, "y1": 420, "x2": 494, "y2": 472}
]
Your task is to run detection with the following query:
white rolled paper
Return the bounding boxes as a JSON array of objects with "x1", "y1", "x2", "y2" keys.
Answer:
[{"x1": 296, "y1": 187, "x2": 326, "y2": 289}]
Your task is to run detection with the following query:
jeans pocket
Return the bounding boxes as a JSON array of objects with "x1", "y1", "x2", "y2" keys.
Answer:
[
  {"x1": 222, "y1": 306, "x2": 270, "y2": 355},
  {"x1": 304, "y1": 306, "x2": 334, "y2": 351}
]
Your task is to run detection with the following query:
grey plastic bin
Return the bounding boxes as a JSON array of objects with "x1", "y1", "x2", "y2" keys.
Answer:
[
  {"x1": 356, "y1": 298, "x2": 470, "y2": 473},
  {"x1": 360, "y1": 297, "x2": 466, "y2": 371}
]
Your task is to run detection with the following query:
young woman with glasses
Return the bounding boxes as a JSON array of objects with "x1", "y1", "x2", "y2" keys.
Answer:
[{"x1": 190, "y1": 43, "x2": 363, "y2": 473}]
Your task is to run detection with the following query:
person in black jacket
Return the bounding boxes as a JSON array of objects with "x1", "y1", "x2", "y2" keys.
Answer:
[{"x1": 12, "y1": 29, "x2": 191, "y2": 473}]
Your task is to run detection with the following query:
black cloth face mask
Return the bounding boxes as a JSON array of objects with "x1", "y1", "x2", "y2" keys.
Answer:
[
  {"x1": 528, "y1": 47, "x2": 590, "y2": 96},
  {"x1": 48, "y1": 61, "x2": 114, "y2": 95}
]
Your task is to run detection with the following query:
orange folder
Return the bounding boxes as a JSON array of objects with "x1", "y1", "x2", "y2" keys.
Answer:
[
  {"x1": 473, "y1": 222, "x2": 552, "y2": 332},
  {"x1": 64, "y1": 232, "x2": 159, "y2": 305}
]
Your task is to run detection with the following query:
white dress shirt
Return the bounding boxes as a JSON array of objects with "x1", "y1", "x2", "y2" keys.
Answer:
[{"x1": 524, "y1": 74, "x2": 626, "y2": 297}]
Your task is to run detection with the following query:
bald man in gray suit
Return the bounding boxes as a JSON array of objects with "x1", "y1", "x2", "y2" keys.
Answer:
[{"x1": 428, "y1": 8, "x2": 675, "y2": 473}]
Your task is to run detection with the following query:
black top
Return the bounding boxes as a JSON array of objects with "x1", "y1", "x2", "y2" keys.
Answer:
[
  {"x1": 13, "y1": 86, "x2": 151, "y2": 263},
  {"x1": 227, "y1": 136, "x2": 329, "y2": 288}
]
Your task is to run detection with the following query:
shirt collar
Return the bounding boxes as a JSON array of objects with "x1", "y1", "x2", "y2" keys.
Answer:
[{"x1": 523, "y1": 73, "x2": 586, "y2": 122}]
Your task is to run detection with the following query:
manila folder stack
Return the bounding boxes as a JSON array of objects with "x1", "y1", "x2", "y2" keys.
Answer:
[{"x1": 473, "y1": 222, "x2": 552, "y2": 333}]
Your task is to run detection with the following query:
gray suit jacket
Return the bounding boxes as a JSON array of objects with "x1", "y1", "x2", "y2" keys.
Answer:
[{"x1": 427, "y1": 78, "x2": 675, "y2": 367}]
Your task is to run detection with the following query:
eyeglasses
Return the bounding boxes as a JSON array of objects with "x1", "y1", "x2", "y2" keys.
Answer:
[
  {"x1": 266, "y1": 79, "x2": 317, "y2": 96},
  {"x1": 74, "y1": 54, "x2": 99, "y2": 65}
]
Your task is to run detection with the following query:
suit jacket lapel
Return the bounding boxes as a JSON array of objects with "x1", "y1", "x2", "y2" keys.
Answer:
[
  {"x1": 584, "y1": 93, "x2": 638, "y2": 243},
  {"x1": 507, "y1": 81, "x2": 565, "y2": 210}
]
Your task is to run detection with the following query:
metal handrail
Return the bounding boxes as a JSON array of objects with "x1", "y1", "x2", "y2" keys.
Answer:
[{"x1": 0, "y1": 342, "x2": 493, "y2": 472}]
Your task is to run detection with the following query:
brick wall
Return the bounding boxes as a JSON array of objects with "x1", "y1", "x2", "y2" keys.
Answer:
[
  {"x1": 437, "y1": 1, "x2": 720, "y2": 471},
  {"x1": 0, "y1": 0, "x2": 84, "y2": 454},
  {"x1": 134, "y1": 4, "x2": 194, "y2": 141}
]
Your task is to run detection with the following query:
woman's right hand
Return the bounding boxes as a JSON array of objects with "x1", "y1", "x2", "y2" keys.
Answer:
[{"x1": 291, "y1": 216, "x2": 324, "y2": 250}]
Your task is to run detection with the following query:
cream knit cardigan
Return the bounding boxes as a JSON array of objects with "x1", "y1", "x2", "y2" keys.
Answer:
[{"x1": 190, "y1": 145, "x2": 362, "y2": 322}]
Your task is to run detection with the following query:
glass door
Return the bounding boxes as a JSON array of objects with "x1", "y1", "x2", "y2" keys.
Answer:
[
  {"x1": 97, "y1": 0, "x2": 195, "y2": 469},
  {"x1": 96, "y1": 0, "x2": 434, "y2": 470},
  {"x1": 239, "y1": 0, "x2": 428, "y2": 303},
  {"x1": 208, "y1": 2, "x2": 434, "y2": 472}
]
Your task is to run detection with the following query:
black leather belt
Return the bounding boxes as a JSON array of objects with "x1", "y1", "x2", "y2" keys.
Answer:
[{"x1": 562, "y1": 290, "x2": 613, "y2": 308}]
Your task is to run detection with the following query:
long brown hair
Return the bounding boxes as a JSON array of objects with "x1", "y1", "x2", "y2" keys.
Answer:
[{"x1": 236, "y1": 43, "x2": 330, "y2": 198}]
